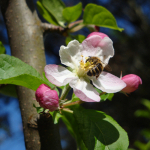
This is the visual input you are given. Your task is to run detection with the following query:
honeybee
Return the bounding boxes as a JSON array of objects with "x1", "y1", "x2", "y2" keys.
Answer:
[{"x1": 85, "y1": 56, "x2": 112, "y2": 78}]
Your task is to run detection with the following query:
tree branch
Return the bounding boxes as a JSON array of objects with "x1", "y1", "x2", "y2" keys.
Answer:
[
  {"x1": 41, "y1": 23, "x2": 65, "y2": 33},
  {"x1": 41, "y1": 20, "x2": 84, "y2": 35},
  {"x1": 0, "y1": 0, "x2": 62, "y2": 149}
]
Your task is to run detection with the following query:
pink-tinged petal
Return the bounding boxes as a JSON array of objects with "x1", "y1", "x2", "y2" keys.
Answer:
[
  {"x1": 87, "y1": 32, "x2": 108, "y2": 39},
  {"x1": 69, "y1": 78, "x2": 100, "y2": 102},
  {"x1": 82, "y1": 35, "x2": 114, "y2": 64},
  {"x1": 82, "y1": 35, "x2": 102, "y2": 57},
  {"x1": 59, "y1": 40, "x2": 82, "y2": 69},
  {"x1": 92, "y1": 71, "x2": 126, "y2": 93},
  {"x1": 97, "y1": 37, "x2": 114, "y2": 64},
  {"x1": 45, "y1": 64, "x2": 77, "y2": 87}
]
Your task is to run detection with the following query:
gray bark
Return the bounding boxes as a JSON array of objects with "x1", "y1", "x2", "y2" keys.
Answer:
[{"x1": 0, "y1": 0, "x2": 62, "y2": 149}]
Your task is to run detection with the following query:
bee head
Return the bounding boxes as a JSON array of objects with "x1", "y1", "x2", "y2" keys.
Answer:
[{"x1": 85, "y1": 56, "x2": 91, "y2": 63}]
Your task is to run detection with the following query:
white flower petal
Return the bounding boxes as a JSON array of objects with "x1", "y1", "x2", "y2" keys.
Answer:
[
  {"x1": 81, "y1": 35, "x2": 101, "y2": 57},
  {"x1": 97, "y1": 37, "x2": 114, "y2": 64},
  {"x1": 69, "y1": 78, "x2": 100, "y2": 102},
  {"x1": 92, "y1": 71, "x2": 126, "y2": 93},
  {"x1": 59, "y1": 40, "x2": 82, "y2": 69},
  {"x1": 45, "y1": 64, "x2": 77, "y2": 86},
  {"x1": 82, "y1": 35, "x2": 114, "y2": 64}
]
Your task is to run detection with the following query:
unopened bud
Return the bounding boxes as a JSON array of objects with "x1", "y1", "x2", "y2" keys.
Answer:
[
  {"x1": 87, "y1": 32, "x2": 108, "y2": 39},
  {"x1": 35, "y1": 84, "x2": 59, "y2": 111},
  {"x1": 121, "y1": 74, "x2": 142, "y2": 94}
]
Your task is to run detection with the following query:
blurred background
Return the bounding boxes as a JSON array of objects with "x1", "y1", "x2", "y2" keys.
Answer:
[{"x1": 0, "y1": 0, "x2": 150, "y2": 149}]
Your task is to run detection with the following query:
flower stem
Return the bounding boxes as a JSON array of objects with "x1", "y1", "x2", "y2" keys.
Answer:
[
  {"x1": 62, "y1": 108, "x2": 73, "y2": 114},
  {"x1": 59, "y1": 84, "x2": 71, "y2": 100},
  {"x1": 62, "y1": 100, "x2": 84, "y2": 108}
]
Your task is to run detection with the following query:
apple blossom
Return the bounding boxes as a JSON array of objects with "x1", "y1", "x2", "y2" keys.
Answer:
[
  {"x1": 35, "y1": 84, "x2": 59, "y2": 111},
  {"x1": 121, "y1": 74, "x2": 142, "y2": 94},
  {"x1": 45, "y1": 32, "x2": 126, "y2": 102}
]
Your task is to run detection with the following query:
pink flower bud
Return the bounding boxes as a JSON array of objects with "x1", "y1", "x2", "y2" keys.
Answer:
[
  {"x1": 87, "y1": 32, "x2": 109, "y2": 39},
  {"x1": 35, "y1": 84, "x2": 59, "y2": 111},
  {"x1": 121, "y1": 74, "x2": 142, "y2": 94}
]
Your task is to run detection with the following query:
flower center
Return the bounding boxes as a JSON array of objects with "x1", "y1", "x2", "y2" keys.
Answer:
[{"x1": 77, "y1": 55, "x2": 94, "y2": 77}]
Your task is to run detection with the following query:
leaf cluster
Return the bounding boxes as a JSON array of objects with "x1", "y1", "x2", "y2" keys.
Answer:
[
  {"x1": 134, "y1": 99, "x2": 150, "y2": 150},
  {"x1": 37, "y1": 0, "x2": 123, "y2": 30},
  {"x1": 61, "y1": 105, "x2": 129, "y2": 150},
  {"x1": 37, "y1": 0, "x2": 123, "y2": 44},
  {"x1": 0, "y1": 54, "x2": 58, "y2": 95},
  {"x1": 0, "y1": 52, "x2": 129, "y2": 150}
]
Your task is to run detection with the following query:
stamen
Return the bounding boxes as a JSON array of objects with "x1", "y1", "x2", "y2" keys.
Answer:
[{"x1": 79, "y1": 55, "x2": 94, "y2": 74}]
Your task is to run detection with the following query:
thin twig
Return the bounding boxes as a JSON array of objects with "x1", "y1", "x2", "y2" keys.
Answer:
[
  {"x1": 62, "y1": 100, "x2": 84, "y2": 108},
  {"x1": 41, "y1": 20, "x2": 84, "y2": 34},
  {"x1": 68, "y1": 20, "x2": 83, "y2": 28},
  {"x1": 62, "y1": 108, "x2": 73, "y2": 114},
  {"x1": 41, "y1": 23, "x2": 65, "y2": 33}
]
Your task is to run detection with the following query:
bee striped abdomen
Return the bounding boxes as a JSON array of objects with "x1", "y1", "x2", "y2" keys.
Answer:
[
  {"x1": 97, "y1": 63, "x2": 103, "y2": 74},
  {"x1": 87, "y1": 70, "x2": 93, "y2": 76},
  {"x1": 85, "y1": 56, "x2": 110, "y2": 78},
  {"x1": 87, "y1": 63, "x2": 103, "y2": 77},
  {"x1": 92, "y1": 68, "x2": 96, "y2": 76}
]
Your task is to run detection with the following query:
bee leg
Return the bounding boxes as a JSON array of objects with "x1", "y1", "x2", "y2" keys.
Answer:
[{"x1": 96, "y1": 75, "x2": 100, "y2": 79}]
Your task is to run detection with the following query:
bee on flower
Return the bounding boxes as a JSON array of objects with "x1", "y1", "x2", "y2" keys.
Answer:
[{"x1": 44, "y1": 32, "x2": 126, "y2": 102}]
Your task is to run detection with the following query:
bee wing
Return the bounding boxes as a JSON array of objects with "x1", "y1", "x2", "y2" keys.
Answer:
[{"x1": 104, "y1": 64, "x2": 112, "y2": 72}]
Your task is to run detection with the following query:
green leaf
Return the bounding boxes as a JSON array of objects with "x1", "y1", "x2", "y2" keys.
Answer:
[
  {"x1": 40, "y1": 0, "x2": 66, "y2": 27},
  {"x1": 62, "y1": 111, "x2": 77, "y2": 138},
  {"x1": 57, "y1": 85, "x2": 65, "y2": 90},
  {"x1": 75, "y1": 34, "x2": 86, "y2": 43},
  {"x1": 141, "y1": 99, "x2": 150, "y2": 110},
  {"x1": 141, "y1": 129, "x2": 150, "y2": 140},
  {"x1": 0, "y1": 54, "x2": 47, "y2": 91},
  {"x1": 83, "y1": 4, "x2": 123, "y2": 31},
  {"x1": 37, "y1": 1, "x2": 59, "y2": 25},
  {"x1": 0, "y1": 84, "x2": 17, "y2": 97},
  {"x1": 100, "y1": 93, "x2": 114, "y2": 101},
  {"x1": 65, "y1": 36, "x2": 72, "y2": 45},
  {"x1": 94, "y1": 87, "x2": 102, "y2": 94},
  {"x1": 33, "y1": 104, "x2": 44, "y2": 113},
  {"x1": 107, "y1": 93, "x2": 114, "y2": 100},
  {"x1": 63, "y1": 2, "x2": 82, "y2": 23},
  {"x1": 62, "y1": 108, "x2": 88, "y2": 150},
  {"x1": 50, "y1": 111, "x2": 62, "y2": 124},
  {"x1": 73, "y1": 107, "x2": 129, "y2": 150},
  {"x1": 71, "y1": 93, "x2": 80, "y2": 102},
  {"x1": 0, "y1": 41, "x2": 5, "y2": 54},
  {"x1": 134, "y1": 141, "x2": 150, "y2": 150},
  {"x1": 134, "y1": 110, "x2": 150, "y2": 118},
  {"x1": 94, "y1": 88, "x2": 114, "y2": 102}
]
